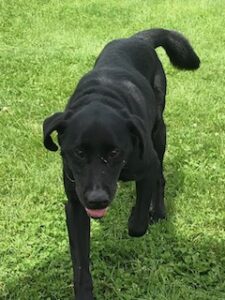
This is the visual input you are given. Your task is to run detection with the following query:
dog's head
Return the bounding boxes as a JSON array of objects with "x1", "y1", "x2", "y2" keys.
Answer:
[{"x1": 43, "y1": 101, "x2": 145, "y2": 218}]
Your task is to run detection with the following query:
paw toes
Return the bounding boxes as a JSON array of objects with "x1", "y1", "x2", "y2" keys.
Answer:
[
  {"x1": 128, "y1": 226, "x2": 148, "y2": 237},
  {"x1": 128, "y1": 217, "x2": 149, "y2": 237},
  {"x1": 149, "y1": 211, "x2": 166, "y2": 224}
]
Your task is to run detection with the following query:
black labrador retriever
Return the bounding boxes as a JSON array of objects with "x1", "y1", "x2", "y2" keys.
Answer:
[{"x1": 43, "y1": 28, "x2": 200, "y2": 299}]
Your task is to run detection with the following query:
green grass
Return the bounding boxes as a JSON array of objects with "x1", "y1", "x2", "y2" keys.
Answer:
[{"x1": 1, "y1": 0, "x2": 225, "y2": 299}]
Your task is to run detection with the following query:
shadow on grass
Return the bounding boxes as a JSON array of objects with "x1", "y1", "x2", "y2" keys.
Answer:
[
  {"x1": 2, "y1": 252, "x2": 74, "y2": 299},
  {"x1": 3, "y1": 156, "x2": 224, "y2": 300}
]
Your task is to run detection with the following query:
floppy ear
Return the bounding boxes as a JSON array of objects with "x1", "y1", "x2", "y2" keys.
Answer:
[
  {"x1": 43, "y1": 112, "x2": 65, "y2": 151},
  {"x1": 127, "y1": 115, "x2": 146, "y2": 159}
]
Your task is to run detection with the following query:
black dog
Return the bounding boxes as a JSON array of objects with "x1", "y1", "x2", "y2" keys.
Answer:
[{"x1": 43, "y1": 28, "x2": 200, "y2": 299}]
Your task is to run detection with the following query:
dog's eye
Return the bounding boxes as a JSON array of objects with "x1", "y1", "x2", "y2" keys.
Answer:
[
  {"x1": 108, "y1": 149, "x2": 120, "y2": 159},
  {"x1": 74, "y1": 149, "x2": 86, "y2": 160}
]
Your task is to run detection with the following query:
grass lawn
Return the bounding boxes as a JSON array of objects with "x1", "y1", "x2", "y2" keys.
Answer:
[{"x1": 1, "y1": 0, "x2": 225, "y2": 299}]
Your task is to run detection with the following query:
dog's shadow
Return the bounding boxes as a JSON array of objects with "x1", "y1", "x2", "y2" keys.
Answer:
[{"x1": 5, "y1": 153, "x2": 219, "y2": 300}]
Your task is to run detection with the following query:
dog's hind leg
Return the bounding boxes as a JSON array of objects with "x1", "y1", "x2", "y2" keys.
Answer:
[
  {"x1": 151, "y1": 119, "x2": 167, "y2": 223},
  {"x1": 64, "y1": 172, "x2": 94, "y2": 300},
  {"x1": 149, "y1": 66, "x2": 167, "y2": 223}
]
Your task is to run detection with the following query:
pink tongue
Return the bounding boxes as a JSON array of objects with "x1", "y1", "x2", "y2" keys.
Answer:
[{"x1": 85, "y1": 208, "x2": 107, "y2": 218}]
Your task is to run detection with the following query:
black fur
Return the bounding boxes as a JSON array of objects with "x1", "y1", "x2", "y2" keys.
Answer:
[{"x1": 43, "y1": 28, "x2": 200, "y2": 299}]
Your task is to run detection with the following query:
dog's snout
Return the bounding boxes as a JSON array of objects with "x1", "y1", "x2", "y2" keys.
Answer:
[{"x1": 85, "y1": 189, "x2": 109, "y2": 209}]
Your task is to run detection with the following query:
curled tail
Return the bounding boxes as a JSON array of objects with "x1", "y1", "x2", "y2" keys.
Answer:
[{"x1": 133, "y1": 28, "x2": 200, "y2": 70}]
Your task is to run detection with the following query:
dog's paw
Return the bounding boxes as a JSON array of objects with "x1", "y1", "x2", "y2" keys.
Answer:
[
  {"x1": 149, "y1": 210, "x2": 166, "y2": 224},
  {"x1": 128, "y1": 207, "x2": 149, "y2": 237},
  {"x1": 128, "y1": 225, "x2": 148, "y2": 237}
]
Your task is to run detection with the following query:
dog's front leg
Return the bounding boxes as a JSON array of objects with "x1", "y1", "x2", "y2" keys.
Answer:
[
  {"x1": 64, "y1": 174, "x2": 93, "y2": 300},
  {"x1": 128, "y1": 170, "x2": 158, "y2": 237}
]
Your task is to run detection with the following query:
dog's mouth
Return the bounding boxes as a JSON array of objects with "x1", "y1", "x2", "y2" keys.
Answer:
[{"x1": 85, "y1": 208, "x2": 108, "y2": 219}]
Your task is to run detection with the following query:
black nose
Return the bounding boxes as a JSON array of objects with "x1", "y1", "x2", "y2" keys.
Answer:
[{"x1": 85, "y1": 189, "x2": 109, "y2": 209}]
